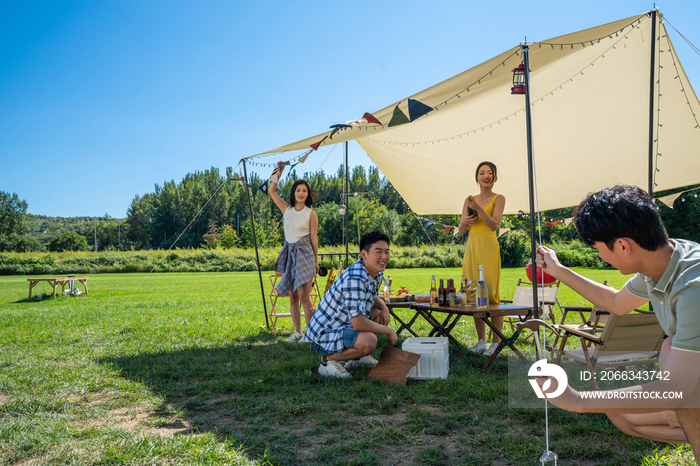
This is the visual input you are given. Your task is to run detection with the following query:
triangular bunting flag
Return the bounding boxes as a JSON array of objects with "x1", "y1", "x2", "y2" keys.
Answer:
[
  {"x1": 657, "y1": 193, "x2": 683, "y2": 208},
  {"x1": 452, "y1": 228, "x2": 459, "y2": 237},
  {"x1": 238, "y1": 173, "x2": 245, "y2": 186},
  {"x1": 425, "y1": 220, "x2": 435, "y2": 228},
  {"x1": 563, "y1": 218, "x2": 575, "y2": 225},
  {"x1": 388, "y1": 105, "x2": 410, "y2": 127},
  {"x1": 269, "y1": 170, "x2": 281, "y2": 184},
  {"x1": 290, "y1": 162, "x2": 299, "y2": 169},
  {"x1": 546, "y1": 220, "x2": 563, "y2": 227},
  {"x1": 299, "y1": 149, "x2": 311, "y2": 163},
  {"x1": 346, "y1": 118, "x2": 367, "y2": 126},
  {"x1": 444, "y1": 225, "x2": 454, "y2": 235},
  {"x1": 407, "y1": 98, "x2": 433, "y2": 121},
  {"x1": 310, "y1": 136, "x2": 328, "y2": 151},
  {"x1": 497, "y1": 227, "x2": 510, "y2": 238},
  {"x1": 329, "y1": 127, "x2": 340, "y2": 140},
  {"x1": 259, "y1": 180, "x2": 269, "y2": 195},
  {"x1": 363, "y1": 112, "x2": 382, "y2": 125}
]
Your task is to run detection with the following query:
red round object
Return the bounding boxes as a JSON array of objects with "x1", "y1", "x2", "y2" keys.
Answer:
[{"x1": 526, "y1": 262, "x2": 556, "y2": 285}]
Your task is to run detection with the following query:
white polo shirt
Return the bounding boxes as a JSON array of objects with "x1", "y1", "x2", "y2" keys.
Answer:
[{"x1": 626, "y1": 239, "x2": 700, "y2": 352}]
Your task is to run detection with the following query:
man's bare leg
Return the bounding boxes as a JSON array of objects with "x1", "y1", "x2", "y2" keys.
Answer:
[{"x1": 326, "y1": 332, "x2": 377, "y2": 362}]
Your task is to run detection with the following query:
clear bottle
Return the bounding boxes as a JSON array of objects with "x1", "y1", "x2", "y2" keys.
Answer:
[
  {"x1": 455, "y1": 274, "x2": 468, "y2": 307},
  {"x1": 430, "y1": 275, "x2": 438, "y2": 306},
  {"x1": 476, "y1": 265, "x2": 489, "y2": 309},
  {"x1": 447, "y1": 279, "x2": 456, "y2": 307},
  {"x1": 383, "y1": 276, "x2": 392, "y2": 298}
]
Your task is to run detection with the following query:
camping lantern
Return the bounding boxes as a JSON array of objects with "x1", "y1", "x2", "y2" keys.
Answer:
[
  {"x1": 338, "y1": 202, "x2": 346, "y2": 215},
  {"x1": 511, "y1": 64, "x2": 527, "y2": 94}
]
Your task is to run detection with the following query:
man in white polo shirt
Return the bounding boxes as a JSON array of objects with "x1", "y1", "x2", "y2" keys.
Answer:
[{"x1": 536, "y1": 185, "x2": 700, "y2": 461}]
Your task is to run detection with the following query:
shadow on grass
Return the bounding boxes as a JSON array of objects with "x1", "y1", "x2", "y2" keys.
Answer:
[{"x1": 96, "y1": 332, "x2": 666, "y2": 466}]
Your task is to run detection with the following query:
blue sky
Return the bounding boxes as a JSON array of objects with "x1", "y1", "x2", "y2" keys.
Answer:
[{"x1": 1, "y1": 1, "x2": 698, "y2": 218}]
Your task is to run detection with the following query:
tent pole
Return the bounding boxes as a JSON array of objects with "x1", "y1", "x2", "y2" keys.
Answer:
[
  {"x1": 344, "y1": 141, "x2": 349, "y2": 267},
  {"x1": 523, "y1": 43, "x2": 541, "y2": 335},
  {"x1": 647, "y1": 9, "x2": 658, "y2": 197},
  {"x1": 243, "y1": 159, "x2": 270, "y2": 330}
]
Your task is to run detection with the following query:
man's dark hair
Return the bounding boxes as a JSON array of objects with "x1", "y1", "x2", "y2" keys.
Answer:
[
  {"x1": 360, "y1": 230, "x2": 391, "y2": 252},
  {"x1": 574, "y1": 184, "x2": 668, "y2": 251}
]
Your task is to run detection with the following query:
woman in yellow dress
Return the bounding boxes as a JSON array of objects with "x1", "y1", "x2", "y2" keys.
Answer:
[{"x1": 458, "y1": 161, "x2": 506, "y2": 357}]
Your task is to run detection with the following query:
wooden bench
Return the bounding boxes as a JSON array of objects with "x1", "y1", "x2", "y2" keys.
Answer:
[{"x1": 27, "y1": 276, "x2": 89, "y2": 300}]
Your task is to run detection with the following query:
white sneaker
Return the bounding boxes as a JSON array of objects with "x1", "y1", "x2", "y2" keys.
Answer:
[
  {"x1": 286, "y1": 331, "x2": 303, "y2": 343},
  {"x1": 318, "y1": 360, "x2": 350, "y2": 379},
  {"x1": 344, "y1": 355, "x2": 378, "y2": 369},
  {"x1": 483, "y1": 342, "x2": 500, "y2": 357},
  {"x1": 469, "y1": 339, "x2": 488, "y2": 354}
]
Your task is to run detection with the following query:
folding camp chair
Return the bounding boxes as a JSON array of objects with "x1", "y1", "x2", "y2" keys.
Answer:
[
  {"x1": 517, "y1": 311, "x2": 667, "y2": 389},
  {"x1": 499, "y1": 279, "x2": 561, "y2": 342},
  {"x1": 557, "y1": 281, "x2": 612, "y2": 328},
  {"x1": 268, "y1": 274, "x2": 321, "y2": 333}
]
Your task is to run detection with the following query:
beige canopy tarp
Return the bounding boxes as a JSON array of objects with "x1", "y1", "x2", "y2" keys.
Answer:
[{"x1": 251, "y1": 11, "x2": 700, "y2": 215}]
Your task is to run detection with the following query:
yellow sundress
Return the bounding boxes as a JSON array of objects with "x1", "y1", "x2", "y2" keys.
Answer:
[{"x1": 462, "y1": 194, "x2": 501, "y2": 303}]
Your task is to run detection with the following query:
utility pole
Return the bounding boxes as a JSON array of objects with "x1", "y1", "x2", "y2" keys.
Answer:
[{"x1": 94, "y1": 219, "x2": 98, "y2": 252}]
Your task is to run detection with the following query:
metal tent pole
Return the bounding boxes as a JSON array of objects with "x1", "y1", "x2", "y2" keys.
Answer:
[
  {"x1": 522, "y1": 44, "x2": 540, "y2": 325},
  {"x1": 243, "y1": 159, "x2": 269, "y2": 330},
  {"x1": 647, "y1": 9, "x2": 658, "y2": 197},
  {"x1": 344, "y1": 141, "x2": 349, "y2": 267}
]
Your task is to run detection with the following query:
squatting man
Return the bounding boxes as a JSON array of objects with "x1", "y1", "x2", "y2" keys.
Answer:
[
  {"x1": 534, "y1": 184, "x2": 700, "y2": 461},
  {"x1": 302, "y1": 230, "x2": 397, "y2": 379}
]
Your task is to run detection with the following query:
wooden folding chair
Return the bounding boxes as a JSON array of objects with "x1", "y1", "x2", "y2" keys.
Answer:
[
  {"x1": 499, "y1": 279, "x2": 561, "y2": 342},
  {"x1": 518, "y1": 311, "x2": 667, "y2": 389},
  {"x1": 268, "y1": 274, "x2": 321, "y2": 333},
  {"x1": 557, "y1": 281, "x2": 613, "y2": 326}
]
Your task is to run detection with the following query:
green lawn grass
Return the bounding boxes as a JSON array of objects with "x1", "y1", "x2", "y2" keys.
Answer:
[{"x1": 0, "y1": 268, "x2": 694, "y2": 465}]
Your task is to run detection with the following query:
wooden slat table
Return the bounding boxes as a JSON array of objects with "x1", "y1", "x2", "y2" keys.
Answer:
[
  {"x1": 389, "y1": 302, "x2": 533, "y2": 368},
  {"x1": 27, "y1": 277, "x2": 89, "y2": 300}
]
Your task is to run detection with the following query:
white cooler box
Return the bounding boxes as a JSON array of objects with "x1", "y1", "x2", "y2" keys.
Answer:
[{"x1": 402, "y1": 337, "x2": 449, "y2": 380}]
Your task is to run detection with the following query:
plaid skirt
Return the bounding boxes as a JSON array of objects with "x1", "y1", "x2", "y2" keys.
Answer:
[{"x1": 273, "y1": 235, "x2": 315, "y2": 297}]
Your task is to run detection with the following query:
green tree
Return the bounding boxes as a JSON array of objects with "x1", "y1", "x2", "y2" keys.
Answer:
[
  {"x1": 220, "y1": 224, "x2": 238, "y2": 248},
  {"x1": 202, "y1": 219, "x2": 221, "y2": 249},
  {"x1": 0, "y1": 191, "x2": 28, "y2": 237},
  {"x1": 47, "y1": 231, "x2": 89, "y2": 252},
  {"x1": 0, "y1": 191, "x2": 42, "y2": 252}
]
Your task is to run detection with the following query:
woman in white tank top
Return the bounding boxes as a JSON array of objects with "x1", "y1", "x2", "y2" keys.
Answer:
[{"x1": 269, "y1": 165, "x2": 319, "y2": 343}]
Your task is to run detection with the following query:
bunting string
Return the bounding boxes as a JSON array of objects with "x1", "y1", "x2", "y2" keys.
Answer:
[{"x1": 365, "y1": 24, "x2": 642, "y2": 147}]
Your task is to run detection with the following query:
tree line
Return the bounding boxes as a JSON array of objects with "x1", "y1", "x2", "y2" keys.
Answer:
[{"x1": 2, "y1": 168, "x2": 699, "y2": 265}]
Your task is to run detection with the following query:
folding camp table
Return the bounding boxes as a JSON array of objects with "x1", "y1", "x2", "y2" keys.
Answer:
[{"x1": 389, "y1": 302, "x2": 533, "y2": 368}]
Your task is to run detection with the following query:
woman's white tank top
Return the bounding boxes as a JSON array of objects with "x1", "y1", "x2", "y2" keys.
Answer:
[{"x1": 283, "y1": 205, "x2": 311, "y2": 243}]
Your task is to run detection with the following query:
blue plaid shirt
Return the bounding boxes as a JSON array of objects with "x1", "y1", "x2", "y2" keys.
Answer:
[{"x1": 303, "y1": 258, "x2": 383, "y2": 354}]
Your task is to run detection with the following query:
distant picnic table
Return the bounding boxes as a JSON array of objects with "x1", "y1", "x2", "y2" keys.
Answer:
[{"x1": 27, "y1": 276, "x2": 89, "y2": 300}]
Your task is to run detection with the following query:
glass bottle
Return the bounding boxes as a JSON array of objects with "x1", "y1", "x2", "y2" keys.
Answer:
[
  {"x1": 447, "y1": 278, "x2": 456, "y2": 307},
  {"x1": 383, "y1": 276, "x2": 392, "y2": 298},
  {"x1": 455, "y1": 275, "x2": 468, "y2": 307},
  {"x1": 430, "y1": 275, "x2": 438, "y2": 306},
  {"x1": 438, "y1": 279, "x2": 446, "y2": 307},
  {"x1": 476, "y1": 265, "x2": 489, "y2": 309}
]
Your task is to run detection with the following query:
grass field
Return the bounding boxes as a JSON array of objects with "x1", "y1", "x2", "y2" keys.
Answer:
[{"x1": 0, "y1": 267, "x2": 695, "y2": 465}]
